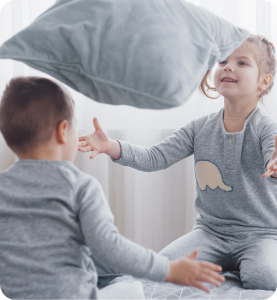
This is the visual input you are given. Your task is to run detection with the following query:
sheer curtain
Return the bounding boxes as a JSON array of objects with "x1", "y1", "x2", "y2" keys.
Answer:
[{"x1": 0, "y1": 0, "x2": 276, "y2": 251}]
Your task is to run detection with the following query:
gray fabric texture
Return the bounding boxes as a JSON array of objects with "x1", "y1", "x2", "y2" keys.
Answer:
[
  {"x1": 0, "y1": 0, "x2": 249, "y2": 109},
  {"x1": 112, "y1": 107, "x2": 277, "y2": 241},
  {"x1": 0, "y1": 160, "x2": 169, "y2": 299},
  {"x1": 159, "y1": 228, "x2": 277, "y2": 291},
  {"x1": 98, "y1": 281, "x2": 145, "y2": 299},
  {"x1": 91, "y1": 255, "x2": 123, "y2": 289}
]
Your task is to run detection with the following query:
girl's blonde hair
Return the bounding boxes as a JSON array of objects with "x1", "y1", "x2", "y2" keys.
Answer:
[{"x1": 199, "y1": 34, "x2": 276, "y2": 101}]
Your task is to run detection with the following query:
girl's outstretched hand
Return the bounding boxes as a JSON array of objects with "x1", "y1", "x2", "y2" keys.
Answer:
[
  {"x1": 263, "y1": 135, "x2": 277, "y2": 178},
  {"x1": 78, "y1": 118, "x2": 111, "y2": 159},
  {"x1": 166, "y1": 250, "x2": 225, "y2": 293}
]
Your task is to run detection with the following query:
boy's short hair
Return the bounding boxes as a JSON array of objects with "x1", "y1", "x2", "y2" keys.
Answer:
[{"x1": 0, "y1": 77, "x2": 74, "y2": 154}]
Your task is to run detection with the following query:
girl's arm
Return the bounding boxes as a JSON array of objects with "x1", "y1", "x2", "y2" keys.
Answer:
[
  {"x1": 263, "y1": 135, "x2": 277, "y2": 178},
  {"x1": 78, "y1": 118, "x2": 196, "y2": 172},
  {"x1": 258, "y1": 120, "x2": 277, "y2": 179}
]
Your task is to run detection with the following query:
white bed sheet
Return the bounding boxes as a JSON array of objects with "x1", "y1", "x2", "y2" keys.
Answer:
[{"x1": 109, "y1": 271, "x2": 275, "y2": 299}]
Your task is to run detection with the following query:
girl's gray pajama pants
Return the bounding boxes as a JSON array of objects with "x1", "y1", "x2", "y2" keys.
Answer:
[{"x1": 159, "y1": 228, "x2": 277, "y2": 291}]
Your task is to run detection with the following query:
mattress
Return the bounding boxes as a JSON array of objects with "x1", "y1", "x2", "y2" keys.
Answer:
[{"x1": 110, "y1": 271, "x2": 275, "y2": 299}]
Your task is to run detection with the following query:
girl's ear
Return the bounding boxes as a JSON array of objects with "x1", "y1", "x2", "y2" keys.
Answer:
[
  {"x1": 56, "y1": 120, "x2": 68, "y2": 145},
  {"x1": 261, "y1": 73, "x2": 273, "y2": 91}
]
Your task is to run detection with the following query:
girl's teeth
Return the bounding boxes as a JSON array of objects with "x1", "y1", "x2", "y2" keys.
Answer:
[{"x1": 223, "y1": 79, "x2": 236, "y2": 82}]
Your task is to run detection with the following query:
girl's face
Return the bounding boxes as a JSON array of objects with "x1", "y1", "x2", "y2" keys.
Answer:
[{"x1": 214, "y1": 42, "x2": 261, "y2": 102}]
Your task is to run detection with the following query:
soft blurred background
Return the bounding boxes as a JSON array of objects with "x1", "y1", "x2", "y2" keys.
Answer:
[{"x1": 0, "y1": 0, "x2": 276, "y2": 252}]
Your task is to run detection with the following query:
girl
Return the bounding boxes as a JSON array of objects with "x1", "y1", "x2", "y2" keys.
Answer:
[{"x1": 78, "y1": 34, "x2": 277, "y2": 291}]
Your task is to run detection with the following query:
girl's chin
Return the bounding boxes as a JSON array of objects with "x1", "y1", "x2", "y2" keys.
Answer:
[
  {"x1": 218, "y1": 89, "x2": 238, "y2": 97},
  {"x1": 219, "y1": 93, "x2": 240, "y2": 100}
]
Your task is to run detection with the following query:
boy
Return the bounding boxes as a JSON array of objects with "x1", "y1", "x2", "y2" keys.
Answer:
[{"x1": 0, "y1": 77, "x2": 225, "y2": 299}]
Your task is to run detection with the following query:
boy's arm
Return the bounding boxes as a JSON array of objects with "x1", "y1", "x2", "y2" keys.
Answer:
[
  {"x1": 77, "y1": 177, "x2": 225, "y2": 292},
  {"x1": 78, "y1": 177, "x2": 169, "y2": 282}
]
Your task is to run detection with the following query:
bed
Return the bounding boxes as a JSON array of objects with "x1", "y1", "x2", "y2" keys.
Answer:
[{"x1": 109, "y1": 271, "x2": 275, "y2": 299}]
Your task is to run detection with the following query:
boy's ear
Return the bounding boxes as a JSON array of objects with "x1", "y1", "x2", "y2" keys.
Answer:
[{"x1": 56, "y1": 120, "x2": 68, "y2": 145}]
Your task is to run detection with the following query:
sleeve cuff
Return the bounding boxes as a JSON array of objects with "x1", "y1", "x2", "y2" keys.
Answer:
[
  {"x1": 160, "y1": 256, "x2": 170, "y2": 282},
  {"x1": 110, "y1": 140, "x2": 134, "y2": 166},
  {"x1": 152, "y1": 254, "x2": 170, "y2": 282}
]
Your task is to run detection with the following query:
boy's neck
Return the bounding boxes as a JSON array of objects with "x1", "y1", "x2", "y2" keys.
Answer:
[{"x1": 18, "y1": 143, "x2": 63, "y2": 161}]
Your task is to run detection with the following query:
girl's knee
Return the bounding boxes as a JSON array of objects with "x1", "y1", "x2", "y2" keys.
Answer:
[
  {"x1": 243, "y1": 281, "x2": 276, "y2": 291},
  {"x1": 241, "y1": 270, "x2": 277, "y2": 291}
]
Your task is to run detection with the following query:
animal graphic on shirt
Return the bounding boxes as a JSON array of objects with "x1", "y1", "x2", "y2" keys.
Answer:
[{"x1": 195, "y1": 160, "x2": 233, "y2": 192}]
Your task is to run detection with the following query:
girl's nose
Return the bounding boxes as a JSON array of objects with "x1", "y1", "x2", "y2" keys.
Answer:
[{"x1": 224, "y1": 64, "x2": 234, "y2": 72}]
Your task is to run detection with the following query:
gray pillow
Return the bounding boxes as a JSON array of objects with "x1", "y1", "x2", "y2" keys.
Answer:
[{"x1": 0, "y1": 0, "x2": 249, "y2": 109}]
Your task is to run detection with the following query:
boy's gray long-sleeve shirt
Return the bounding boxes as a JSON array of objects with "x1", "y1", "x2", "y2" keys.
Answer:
[
  {"x1": 0, "y1": 160, "x2": 169, "y2": 299},
  {"x1": 113, "y1": 107, "x2": 277, "y2": 241}
]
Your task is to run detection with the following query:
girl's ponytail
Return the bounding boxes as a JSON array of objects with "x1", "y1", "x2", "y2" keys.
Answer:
[{"x1": 198, "y1": 70, "x2": 220, "y2": 99}]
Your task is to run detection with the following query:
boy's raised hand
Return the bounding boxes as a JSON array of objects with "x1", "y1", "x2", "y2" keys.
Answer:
[
  {"x1": 263, "y1": 135, "x2": 277, "y2": 178},
  {"x1": 166, "y1": 250, "x2": 225, "y2": 293},
  {"x1": 78, "y1": 118, "x2": 111, "y2": 159}
]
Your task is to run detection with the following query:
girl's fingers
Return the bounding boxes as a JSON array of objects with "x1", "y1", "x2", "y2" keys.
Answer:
[
  {"x1": 273, "y1": 165, "x2": 277, "y2": 172},
  {"x1": 263, "y1": 169, "x2": 274, "y2": 178},
  {"x1": 93, "y1": 117, "x2": 103, "y2": 131},
  {"x1": 193, "y1": 282, "x2": 210, "y2": 293},
  {"x1": 78, "y1": 146, "x2": 92, "y2": 152},
  {"x1": 79, "y1": 135, "x2": 87, "y2": 142},
  {"x1": 90, "y1": 150, "x2": 99, "y2": 159},
  {"x1": 78, "y1": 141, "x2": 87, "y2": 147},
  {"x1": 267, "y1": 157, "x2": 277, "y2": 170}
]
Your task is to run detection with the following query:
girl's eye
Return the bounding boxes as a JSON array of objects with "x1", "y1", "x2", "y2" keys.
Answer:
[
  {"x1": 239, "y1": 61, "x2": 247, "y2": 66},
  {"x1": 219, "y1": 61, "x2": 227, "y2": 65}
]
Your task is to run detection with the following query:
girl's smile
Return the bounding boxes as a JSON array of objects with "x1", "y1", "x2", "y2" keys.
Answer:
[
  {"x1": 221, "y1": 77, "x2": 238, "y2": 83},
  {"x1": 214, "y1": 42, "x2": 261, "y2": 103}
]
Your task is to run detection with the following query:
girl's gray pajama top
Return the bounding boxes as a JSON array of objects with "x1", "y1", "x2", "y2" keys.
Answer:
[{"x1": 113, "y1": 107, "x2": 277, "y2": 242}]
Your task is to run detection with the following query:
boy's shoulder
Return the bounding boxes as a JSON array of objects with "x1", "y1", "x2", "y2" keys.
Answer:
[
  {"x1": 1, "y1": 160, "x2": 100, "y2": 195},
  {"x1": 0, "y1": 160, "x2": 107, "y2": 218},
  {"x1": 56, "y1": 162, "x2": 108, "y2": 211},
  {"x1": 53, "y1": 161, "x2": 101, "y2": 192}
]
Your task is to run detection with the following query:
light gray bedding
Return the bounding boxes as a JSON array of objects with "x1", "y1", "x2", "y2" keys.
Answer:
[{"x1": 109, "y1": 272, "x2": 275, "y2": 299}]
